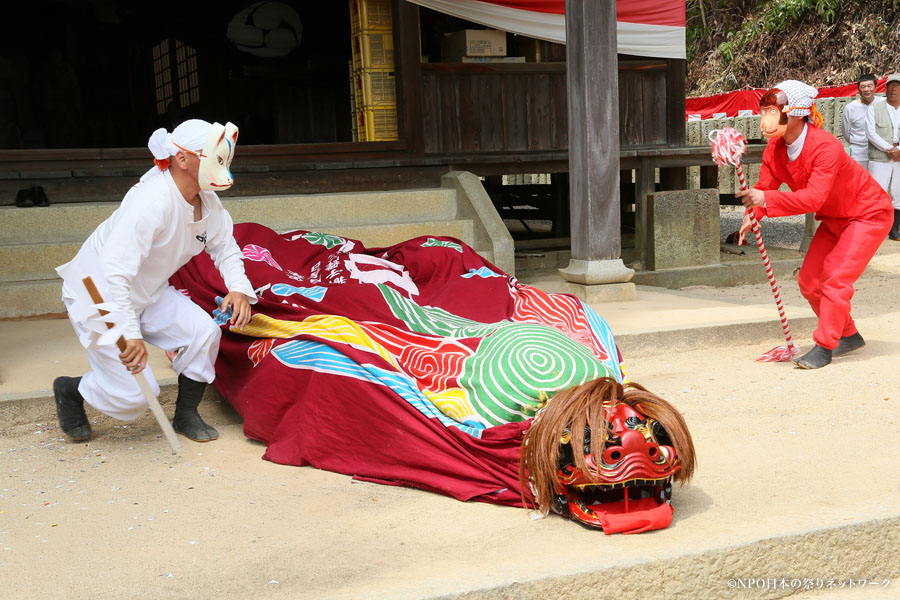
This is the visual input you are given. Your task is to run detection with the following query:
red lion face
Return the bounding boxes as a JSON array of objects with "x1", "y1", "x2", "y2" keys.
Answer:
[
  {"x1": 555, "y1": 402, "x2": 681, "y2": 533},
  {"x1": 520, "y1": 378, "x2": 695, "y2": 535}
]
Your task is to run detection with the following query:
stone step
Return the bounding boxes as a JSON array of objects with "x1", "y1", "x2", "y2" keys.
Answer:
[
  {"x1": 0, "y1": 279, "x2": 64, "y2": 319},
  {"x1": 515, "y1": 248, "x2": 572, "y2": 273},
  {"x1": 0, "y1": 219, "x2": 477, "y2": 319},
  {"x1": 0, "y1": 188, "x2": 458, "y2": 244},
  {"x1": 0, "y1": 220, "x2": 474, "y2": 284},
  {"x1": 226, "y1": 189, "x2": 458, "y2": 234},
  {"x1": 0, "y1": 241, "x2": 81, "y2": 283}
]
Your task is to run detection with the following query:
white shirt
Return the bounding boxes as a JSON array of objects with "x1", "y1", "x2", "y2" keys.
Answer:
[
  {"x1": 63, "y1": 170, "x2": 256, "y2": 339},
  {"x1": 866, "y1": 99, "x2": 900, "y2": 151},
  {"x1": 786, "y1": 123, "x2": 808, "y2": 162},
  {"x1": 842, "y1": 97, "x2": 884, "y2": 161}
]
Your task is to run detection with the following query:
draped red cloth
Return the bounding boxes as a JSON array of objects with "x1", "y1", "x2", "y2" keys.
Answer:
[
  {"x1": 686, "y1": 78, "x2": 890, "y2": 120},
  {"x1": 169, "y1": 224, "x2": 625, "y2": 507},
  {"x1": 477, "y1": 0, "x2": 686, "y2": 26}
]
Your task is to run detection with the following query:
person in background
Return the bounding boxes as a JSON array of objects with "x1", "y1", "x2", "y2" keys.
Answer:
[
  {"x1": 866, "y1": 73, "x2": 900, "y2": 240},
  {"x1": 841, "y1": 73, "x2": 882, "y2": 170}
]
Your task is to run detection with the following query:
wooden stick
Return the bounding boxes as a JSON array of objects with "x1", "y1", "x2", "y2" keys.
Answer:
[{"x1": 82, "y1": 276, "x2": 181, "y2": 453}]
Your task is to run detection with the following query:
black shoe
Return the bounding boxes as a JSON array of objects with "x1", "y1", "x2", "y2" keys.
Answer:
[
  {"x1": 31, "y1": 185, "x2": 50, "y2": 207},
  {"x1": 54, "y1": 376, "x2": 92, "y2": 441},
  {"x1": 172, "y1": 374, "x2": 219, "y2": 442},
  {"x1": 792, "y1": 345, "x2": 833, "y2": 369},
  {"x1": 15, "y1": 188, "x2": 33, "y2": 207},
  {"x1": 832, "y1": 332, "x2": 865, "y2": 357}
]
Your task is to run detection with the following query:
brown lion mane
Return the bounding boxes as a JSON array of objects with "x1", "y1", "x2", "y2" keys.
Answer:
[{"x1": 518, "y1": 377, "x2": 696, "y2": 516}]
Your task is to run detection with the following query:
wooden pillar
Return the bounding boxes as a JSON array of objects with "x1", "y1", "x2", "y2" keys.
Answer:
[
  {"x1": 393, "y1": 0, "x2": 423, "y2": 153},
  {"x1": 635, "y1": 158, "x2": 656, "y2": 270},
  {"x1": 559, "y1": 0, "x2": 634, "y2": 286},
  {"x1": 666, "y1": 59, "x2": 687, "y2": 146},
  {"x1": 551, "y1": 172, "x2": 570, "y2": 238}
]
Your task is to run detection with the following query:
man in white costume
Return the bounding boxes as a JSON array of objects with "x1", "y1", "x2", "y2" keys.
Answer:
[
  {"x1": 866, "y1": 73, "x2": 900, "y2": 240},
  {"x1": 54, "y1": 119, "x2": 256, "y2": 442},
  {"x1": 841, "y1": 73, "x2": 883, "y2": 170}
]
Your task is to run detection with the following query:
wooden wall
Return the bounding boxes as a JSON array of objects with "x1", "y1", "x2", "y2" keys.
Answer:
[
  {"x1": 618, "y1": 60, "x2": 668, "y2": 146},
  {"x1": 418, "y1": 58, "x2": 684, "y2": 155},
  {"x1": 420, "y1": 64, "x2": 567, "y2": 154}
]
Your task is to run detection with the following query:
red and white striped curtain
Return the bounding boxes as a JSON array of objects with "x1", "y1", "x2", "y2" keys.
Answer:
[{"x1": 404, "y1": 0, "x2": 686, "y2": 60}]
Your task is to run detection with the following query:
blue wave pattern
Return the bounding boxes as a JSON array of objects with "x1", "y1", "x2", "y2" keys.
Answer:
[
  {"x1": 212, "y1": 296, "x2": 232, "y2": 325},
  {"x1": 270, "y1": 283, "x2": 328, "y2": 302},
  {"x1": 579, "y1": 300, "x2": 625, "y2": 383},
  {"x1": 272, "y1": 339, "x2": 487, "y2": 438},
  {"x1": 461, "y1": 267, "x2": 504, "y2": 279}
]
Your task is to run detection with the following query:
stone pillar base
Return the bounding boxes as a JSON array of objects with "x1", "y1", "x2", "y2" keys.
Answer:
[
  {"x1": 561, "y1": 281, "x2": 637, "y2": 302},
  {"x1": 559, "y1": 258, "x2": 634, "y2": 285}
]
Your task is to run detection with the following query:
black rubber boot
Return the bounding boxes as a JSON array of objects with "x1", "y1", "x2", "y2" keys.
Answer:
[
  {"x1": 792, "y1": 345, "x2": 833, "y2": 369},
  {"x1": 832, "y1": 332, "x2": 866, "y2": 357},
  {"x1": 173, "y1": 374, "x2": 219, "y2": 442},
  {"x1": 54, "y1": 376, "x2": 91, "y2": 442},
  {"x1": 890, "y1": 209, "x2": 900, "y2": 241}
]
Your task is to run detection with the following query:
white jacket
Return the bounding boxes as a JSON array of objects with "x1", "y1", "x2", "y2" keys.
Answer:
[{"x1": 62, "y1": 169, "x2": 256, "y2": 339}]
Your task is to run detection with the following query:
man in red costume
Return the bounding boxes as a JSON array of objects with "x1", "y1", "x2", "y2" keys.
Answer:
[{"x1": 737, "y1": 79, "x2": 892, "y2": 369}]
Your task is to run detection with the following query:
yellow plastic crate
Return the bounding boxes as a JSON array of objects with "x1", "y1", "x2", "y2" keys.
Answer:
[
  {"x1": 351, "y1": 31, "x2": 394, "y2": 72},
  {"x1": 357, "y1": 105, "x2": 398, "y2": 141},
  {"x1": 353, "y1": 69, "x2": 396, "y2": 108},
  {"x1": 349, "y1": 0, "x2": 392, "y2": 35}
]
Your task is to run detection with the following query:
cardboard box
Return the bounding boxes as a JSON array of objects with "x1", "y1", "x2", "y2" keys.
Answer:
[
  {"x1": 460, "y1": 56, "x2": 525, "y2": 63},
  {"x1": 441, "y1": 29, "x2": 507, "y2": 61}
]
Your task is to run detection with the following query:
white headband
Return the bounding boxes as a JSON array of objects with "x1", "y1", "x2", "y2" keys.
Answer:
[
  {"x1": 140, "y1": 119, "x2": 213, "y2": 182},
  {"x1": 774, "y1": 79, "x2": 818, "y2": 118}
]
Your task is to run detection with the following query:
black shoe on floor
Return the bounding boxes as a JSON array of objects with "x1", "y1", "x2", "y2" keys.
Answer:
[
  {"x1": 15, "y1": 188, "x2": 33, "y2": 207},
  {"x1": 31, "y1": 185, "x2": 50, "y2": 207},
  {"x1": 832, "y1": 332, "x2": 865, "y2": 357},
  {"x1": 54, "y1": 376, "x2": 92, "y2": 442},
  {"x1": 172, "y1": 374, "x2": 219, "y2": 442},
  {"x1": 792, "y1": 345, "x2": 833, "y2": 369}
]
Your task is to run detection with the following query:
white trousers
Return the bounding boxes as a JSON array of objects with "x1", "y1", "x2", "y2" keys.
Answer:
[
  {"x1": 869, "y1": 160, "x2": 900, "y2": 210},
  {"x1": 65, "y1": 286, "x2": 221, "y2": 421}
]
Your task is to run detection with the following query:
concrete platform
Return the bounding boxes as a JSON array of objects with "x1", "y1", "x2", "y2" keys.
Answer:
[
  {"x1": 2, "y1": 244, "x2": 900, "y2": 599},
  {"x1": 0, "y1": 284, "x2": 818, "y2": 405}
]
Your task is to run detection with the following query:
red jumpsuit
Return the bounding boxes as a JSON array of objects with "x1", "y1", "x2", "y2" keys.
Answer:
[{"x1": 752, "y1": 124, "x2": 892, "y2": 350}]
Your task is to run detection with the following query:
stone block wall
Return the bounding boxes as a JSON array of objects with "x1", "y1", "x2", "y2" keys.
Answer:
[{"x1": 648, "y1": 188, "x2": 721, "y2": 270}]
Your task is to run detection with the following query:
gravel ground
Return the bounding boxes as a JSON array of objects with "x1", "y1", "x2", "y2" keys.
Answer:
[{"x1": 719, "y1": 206, "x2": 807, "y2": 249}]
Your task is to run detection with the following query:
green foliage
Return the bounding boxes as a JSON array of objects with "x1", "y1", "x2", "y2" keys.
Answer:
[
  {"x1": 689, "y1": 0, "x2": 900, "y2": 93},
  {"x1": 691, "y1": 0, "x2": 843, "y2": 69},
  {"x1": 763, "y1": 0, "x2": 840, "y2": 31}
]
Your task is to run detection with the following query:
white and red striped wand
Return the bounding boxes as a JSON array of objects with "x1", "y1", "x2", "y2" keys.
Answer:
[{"x1": 709, "y1": 127, "x2": 800, "y2": 362}]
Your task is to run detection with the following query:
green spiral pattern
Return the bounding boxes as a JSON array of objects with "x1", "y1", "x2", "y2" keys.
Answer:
[{"x1": 459, "y1": 323, "x2": 613, "y2": 426}]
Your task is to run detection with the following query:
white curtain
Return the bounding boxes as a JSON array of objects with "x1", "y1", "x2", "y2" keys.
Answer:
[{"x1": 405, "y1": 0, "x2": 686, "y2": 60}]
